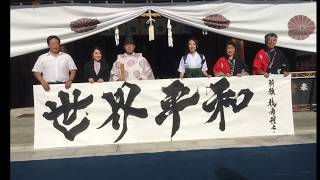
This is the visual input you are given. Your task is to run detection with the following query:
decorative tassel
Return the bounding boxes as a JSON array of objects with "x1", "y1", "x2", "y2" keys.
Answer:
[
  {"x1": 202, "y1": 29, "x2": 207, "y2": 35},
  {"x1": 146, "y1": 10, "x2": 155, "y2": 41},
  {"x1": 148, "y1": 24, "x2": 155, "y2": 41},
  {"x1": 115, "y1": 26, "x2": 119, "y2": 46},
  {"x1": 167, "y1": 19, "x2": 173, "y2": 47}
]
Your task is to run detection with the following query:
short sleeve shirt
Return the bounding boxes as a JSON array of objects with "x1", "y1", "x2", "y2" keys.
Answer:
[{"x1": 32, "y1": 51, "x2": 77, "y2": 82}]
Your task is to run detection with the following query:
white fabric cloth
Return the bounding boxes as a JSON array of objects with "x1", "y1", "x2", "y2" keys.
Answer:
[
  {"x1": 110, "y1": 52, "x2": 155, "y2": 81},
  {"x1": 32, "y1": 51, "x2": 77, "y2": 82},
  {"x1": 152, "y1": 1, "x2": 316, "y2": 52},
  {"x1": 11, "y1": 1, "x2": 316, "y2": 57},
  {"x1": 178, "y1": 52, "x2": 208, "y2": 73},
  {"x1": 11, "y1": 5, "x2": 148, "y2": 57}
]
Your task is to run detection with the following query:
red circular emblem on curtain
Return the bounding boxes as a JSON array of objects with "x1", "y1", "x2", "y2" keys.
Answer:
[
  {"x1": 70, "y1": 18, "x2": 101, "y2": 33},
  {"x1": 288, "y1": 15, "x2": 315, "y2": 40},
  {"x1": 203, "y1": 14, "x2": 230, "y2": 29}
]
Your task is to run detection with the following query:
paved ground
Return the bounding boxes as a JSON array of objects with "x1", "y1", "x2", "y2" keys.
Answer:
[
  {"x1": 11, "y1": 143, "x2": 316, "y2": 180},
  {"x1": 10, "y1": 108, "x2": 316, "y2": 161}
]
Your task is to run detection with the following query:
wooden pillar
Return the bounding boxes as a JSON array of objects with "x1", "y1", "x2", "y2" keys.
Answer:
[
  {"x1": 231, "y1": 38, "x2": 245, "y2": 62},
  {"x1": 32, "y1": 0, "x2": 41, "y2": 7}
]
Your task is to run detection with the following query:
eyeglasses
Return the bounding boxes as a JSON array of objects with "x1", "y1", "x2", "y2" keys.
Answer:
[{"x1": 266, "y1": 38, "x2": 277, "y2": 42}]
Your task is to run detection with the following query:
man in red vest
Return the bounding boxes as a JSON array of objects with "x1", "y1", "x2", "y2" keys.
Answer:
[{"x1": 252, "y1": 33, "x2": 289, "y2": 78}]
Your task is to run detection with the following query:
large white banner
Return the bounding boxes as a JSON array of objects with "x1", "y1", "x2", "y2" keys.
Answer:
[
  {"x1": 34, "y1": 75, "x2": 294, "y2": 149},
  {"x1": 11, "y1": 1, "x2": 316, "y2": 57}
]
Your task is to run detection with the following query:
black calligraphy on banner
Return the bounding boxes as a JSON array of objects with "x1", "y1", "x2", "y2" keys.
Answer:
[
  {"x1": 202, "y1": 78, "x2": 254, "y2": 131},
  {"x1": 97, "y1": 82, "x2": 148, "y2": 143},
  {"x1": 268, "y1": 79, "x2": 275, "y2": 96},
  {"x1": 267, "y1": 79, "x2": 277, "y2": 131},
  {"x1": 42, "y1": 89, "x2": 93, "y2": 141},
  {"x1": 155, "y1": 80, "x2": 200, "y2": 140}
]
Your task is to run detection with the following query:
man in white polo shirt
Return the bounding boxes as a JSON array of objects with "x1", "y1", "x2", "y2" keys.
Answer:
[{"x1": 32, "y1": 35, "x2": 77, "y2": 91}]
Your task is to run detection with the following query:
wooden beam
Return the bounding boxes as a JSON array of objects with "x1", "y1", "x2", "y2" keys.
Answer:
[{"x1": 140, "y1": 12, "x2": 161, "y2": 18}]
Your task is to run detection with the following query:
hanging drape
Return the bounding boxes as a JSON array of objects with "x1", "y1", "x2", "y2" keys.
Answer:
[{"x1": 10, "y1": 1, "x2": 316, "y2": 57}]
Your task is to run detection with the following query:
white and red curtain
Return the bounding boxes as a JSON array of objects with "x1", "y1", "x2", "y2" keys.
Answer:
[{"x1": 11, "y1": 1, "x2": 316, "y2": 57}]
